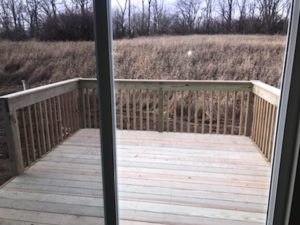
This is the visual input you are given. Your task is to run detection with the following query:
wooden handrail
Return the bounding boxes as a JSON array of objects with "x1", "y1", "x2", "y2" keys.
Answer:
[
  {"x1": 251, "y1": 80, "x2": 280, "y2": 106},
  {"x1": 80, "y1": 78, "x2": 253, "y2": 91},
  {"x1": 0, "y1": 79, "x2": 80, "y2": 111}
]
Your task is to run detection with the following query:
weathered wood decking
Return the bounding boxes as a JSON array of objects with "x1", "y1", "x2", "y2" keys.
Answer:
[{"x1": 0, "y1": 129, "x2": 271, "y2": 225}]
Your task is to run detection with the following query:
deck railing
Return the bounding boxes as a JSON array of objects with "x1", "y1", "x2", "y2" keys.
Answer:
[
  {"x1": 251, "y1": 81, "x2": 280, "y2": 161},
  {"x1": 0, "y1": 78, "x2": 280, "y2": 175}
]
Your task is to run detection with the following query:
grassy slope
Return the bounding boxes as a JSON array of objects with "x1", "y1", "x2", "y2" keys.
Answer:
[{"x1": 0, "y1": 35, "x2": 286, "y2": 95}]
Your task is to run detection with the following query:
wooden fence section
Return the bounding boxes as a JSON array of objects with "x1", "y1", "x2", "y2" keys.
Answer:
[
  {"x1": 251, "y1": 81, "x2": 280, "y2": 161},
  {"x1": 0, "y1": 78, "x2": 280, "y2": 175},
  {"x1": 0, "y1": 79, "x2": 80, "y2": 175}
]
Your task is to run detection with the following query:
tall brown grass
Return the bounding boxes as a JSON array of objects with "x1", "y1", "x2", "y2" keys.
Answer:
[
  {"x1": 0, "y1": 34, "x2": 287, "y2": 184},
  {"x1": 0, "y1": 35, "x2": 286, "y2": 96}
]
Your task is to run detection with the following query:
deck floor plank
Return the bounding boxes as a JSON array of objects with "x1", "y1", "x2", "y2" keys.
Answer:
[{"x1": 0, "y1": 129, "x2": 271, "y2": 225}]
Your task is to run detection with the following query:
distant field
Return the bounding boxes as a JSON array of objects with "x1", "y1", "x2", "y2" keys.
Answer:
[{"x1": 0, "y1": 35, "x2": 286, "y2": 95}]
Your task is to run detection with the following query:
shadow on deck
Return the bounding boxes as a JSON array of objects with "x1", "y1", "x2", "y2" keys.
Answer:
[{"x1": 0, "y1": 129, "x2": 270, "y2": 225}]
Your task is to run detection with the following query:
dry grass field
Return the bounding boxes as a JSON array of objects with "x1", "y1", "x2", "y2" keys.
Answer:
[
  {"x1": 0, "y1": 35, "x2": 287, "y2": 185},
  {"x1": 0, "y1": 35, "x2": 286, "y2": 95}
]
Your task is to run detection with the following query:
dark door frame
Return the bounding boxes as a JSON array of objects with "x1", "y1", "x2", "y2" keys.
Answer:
[{"x1": 92, "y1": 0, "x2": 119, "y2": 225}]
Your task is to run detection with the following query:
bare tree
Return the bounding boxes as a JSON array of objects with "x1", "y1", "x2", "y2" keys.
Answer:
[
  {"x1": 40, "y1": 0, "x2": 57, "y2": 18},
  {"x1": 70, "y1": 0, "x2": 91, "y2": 15},
  {"x1": 0, "y1": 0, "x2": 12, "y2": 37},
  {"x1": 0, "y1": 0, "x2": 291, "y2": 40},
  {"x1": 257, "y1": 0, "x2": 283, "y2": 33},
  {"x1": 147, "y1": 0, "x2": 152, "y2": 35},
  {"x1": 281, "y1": 0, "x2": 291, "y2": 32},
  {"x1": 115, "y1": 0, "x2": 128, "y2": 37},
  {"x1": 25, "y1": 0, "x2": 41, "y2": 38},
  {"x1": 128, "y1": 0, "x2": 131, "y2": 35},
  {"x1": 152, "y1": 0, "x2": 166, "y2": 34},
  {"x1": 176, "y1": 0, "x2": 201, "y2": 33},
  {"x1": 203, "y1": 0, "x2": 213, "y2": 33},
  {"x1": 236, "y1": 0, "x2": 247, "y2": 32},
  {"x1": 218, "y1": 0, "x2": 234, "y2": 32},
  {"x1": 237, "y1": 0, "x2": 247, "y2": 20},
  {"x1": 141, "y1": 0, "x2": 146, "y2": 34}
]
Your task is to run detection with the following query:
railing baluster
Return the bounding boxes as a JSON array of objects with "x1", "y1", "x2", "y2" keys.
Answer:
[
  {"x1": 254, "y1": 97, "x2": 260, "y2": 146},
  {"x1": 262, "y1": 101, "x2": 269, "y2": 155},
  {"x1": 217, "y1": 91, "x2": 221, "y2": 134},
  {"x1": 187, "y1": 91, "x2": 191, "y2": 132},
  {"x1": 173, "y1": 92, "x2": 177, "y2": 132},
  {"x1": 52, "y1": 98, "x2": 59, "y2": 144},
  {"x1": 27, "y1": 106, "x2": 36, "y2": 162},
  {"x1": 224, "y1": 91, "x2": 228, "y2": 134},
  {"x1": 257, "y1": 98, "x2": 262, "y2": 145},
  {"x1": 57, "y1": 96, "x2": 63, "y2": 141},
  {"x1": 146, "y1": 90, "x2": 150, "y2": 130},
  {"x1": 21, "y1": 109, "x2": 30, "y2": 166},
  {"x1": 265, "y1": 103, "x2": 272, "y2": 160},
  {"x1": 268, "y1": 105, "x2": 277, "y2": 161},
  {"x1": 139, "y1": 90, "x2": 143, "y2": 130},
  {"x1": 33, "y1": 104, "x2": 42, "y2": 158},
  {"x1": 180, "y1": 91, "x2": 184, "y2": 132},
  {"x1": 153, "y1": 91, "x2": 157, "y2": 131},
  {"x1": 133, "y1": 90, "x2": 137, "y2": 130},
  {"x1": 86, "y1": 89, "x2": 91, "y2": 128},
  {"x1": 126, "y1": 90, "x2": 130, "y2": 130},
  {"x1": 244, "y1": 92, "x2": 251, "y2": 136},
  {"x1": 158, "y1": 88, "x2": 164, "y2": 132},
  {"x1": 60, "y1": 95, "x2": 65, "y2": 136},
  {"x1": 78, "y1": 86, "x2": 86, "y2": 128},
  {"x1": 48, "y1": 99, "x2": 55, "y2": 147},
  {"x1": 202, "y1": 91, "x2": 206, "y2": 133},
  {"x1": 239, "y1": 92, "x2": 245, "y2": 135},
  {"x1": 231, "y1": 91, "x2": 236, "y2": 134},
  {"x1": 82, "y1": 88, "x2": 87, "y2": 128},
  {"x1": 209, "y1": 91, "x2": 213, "y2": 134},
  {"x1": 251, "y1": 95, "x2": 257, "y2": 140},
  {"x1": 64, "y1": 93, "x2": 70, "y2": 134},
  {"x1": 75, "y1": 91, "x2": 80, "y2": 130},
  {"x1": 93, "y1": 89, "x2": 97, "y2": 128},
  {"x1": 43, "y1": 101, "x2": 51, "y2": 151},
  {"x1": 65, "y1": 94, "x2": 71, "y2": 133},
  {"x1": 69, "y1": 92, "x2": 75, "y2": 132},
  {"x1": 38, "y1": 102, "x2": 47, "y2": 154},
  {"x1": 194, "y1": 92, "x2": 198, "y2": 133},
  {"x1": 120, "y1": 90, "x2": 123, "y2": 129},
  {"x1": 166, "y1": 92, "x2": 170, "y2": 132},
  {"x1": 257, "y1": 98, "x2": 263, "y2": 148},
  {"x1": 261, "y1": 102, "x2": 267, "y2": 155}
]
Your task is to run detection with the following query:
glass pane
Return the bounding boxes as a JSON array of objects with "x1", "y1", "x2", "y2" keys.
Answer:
[
  {"x1": 111, "y1": 0, "x2": 291, "y2": 224},
  {"x1": 0, "y1": 1, "x2": 105, "y2": 224}
]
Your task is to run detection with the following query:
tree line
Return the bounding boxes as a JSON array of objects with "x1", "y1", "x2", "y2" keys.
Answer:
[{"x1": 0, "y1": 0, "x2": 291, "y2": 41}]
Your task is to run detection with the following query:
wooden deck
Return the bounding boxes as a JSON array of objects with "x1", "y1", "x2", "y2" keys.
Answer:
[{"x1": 0, "y1": 129, "x2": 271, "y2": 225}]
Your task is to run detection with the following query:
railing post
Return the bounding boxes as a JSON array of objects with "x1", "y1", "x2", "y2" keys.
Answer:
[
  {"x1": 158, "y1": 87, "x2": 164, "y2": 132},
  {"x1": 0, "y1": 98, "x2": 24, "y2": 175}
]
